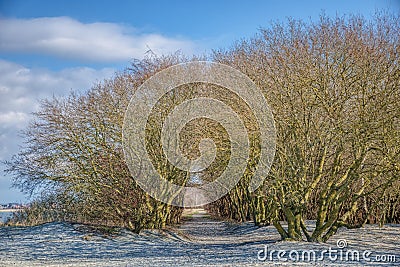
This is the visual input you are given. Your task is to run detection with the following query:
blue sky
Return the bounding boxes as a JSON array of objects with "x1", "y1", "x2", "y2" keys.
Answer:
[{"x1": 0, "y1": 0, "x2": 399, "y2": 203}]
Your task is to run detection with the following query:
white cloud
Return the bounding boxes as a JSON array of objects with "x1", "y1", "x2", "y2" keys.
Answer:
[
  {"x1": 0, "y1": 17, "x2": 195, "y2": 62},
  {"x1": 0, "y1": 59, "x2": 116, "y2": 128},
  {"x1": 0, "y1": 59, "x2": 116, "y2": 202},
  {"x1": 0, "y1": 111, "x2": 29, "y2": 127},
  {"x1": 0, "y1": 59, "x2": 118, "y2": 202},
  {"x1": 0, "y1": 59, "x2": 115, "y2": 114}
]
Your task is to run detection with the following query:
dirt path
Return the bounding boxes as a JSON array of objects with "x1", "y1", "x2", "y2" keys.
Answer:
[
  {"x1": 176, "y1": 209, "x2": 400, "y2": 266},
  {"x1": 178, "y1": 209, "x2": 273, "y2": 245}
]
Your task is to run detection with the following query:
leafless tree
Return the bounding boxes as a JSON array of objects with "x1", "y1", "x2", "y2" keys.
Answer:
[
  {"x1": 5, "y1": 54, "x2": 192, "y2": 232},
  {"x1": 209, "y1": 12, "x2": 399, "y2": 242}
]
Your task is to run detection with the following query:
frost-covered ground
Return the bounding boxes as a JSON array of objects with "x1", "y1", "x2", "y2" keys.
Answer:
[
  {"x1": 0, "y1": 211, "x2": 13, "y2": 223},
  {"x1": 0, "y1": 209, "x2": 399, "y2": 266}
]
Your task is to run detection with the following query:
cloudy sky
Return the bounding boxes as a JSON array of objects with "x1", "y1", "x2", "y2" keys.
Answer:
[{"x1": 0, "y1": 0, "x2": 399, "y2": 203}]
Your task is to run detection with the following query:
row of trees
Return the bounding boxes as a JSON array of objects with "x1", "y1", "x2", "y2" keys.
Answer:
[
  {"x1": 207, "y1": 13, "x2": 400, "y2": 241},
  {"x1": 5, "y1": 56, "x2": 194, "y2": 232},
  {"x1": 4, "y1": 13, "x2": 399, "y2": 241}
]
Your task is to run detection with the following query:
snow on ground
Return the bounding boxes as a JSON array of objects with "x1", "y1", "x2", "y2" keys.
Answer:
[{"x1": 0, "y1": 209, "x2": 399, "y2": 266}]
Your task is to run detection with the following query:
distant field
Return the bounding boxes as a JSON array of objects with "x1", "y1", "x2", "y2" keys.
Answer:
[{"x1": 0, "y1": 209, "x2": 22, "y2": 212}]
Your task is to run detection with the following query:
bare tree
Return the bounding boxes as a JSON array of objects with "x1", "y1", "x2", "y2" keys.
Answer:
[
  {"x1": 4, "y1": 54, "x2": 191, "y2": 232},
  {"x1": 210, "y1": 13, "x2": 399, "y2": 241}
]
